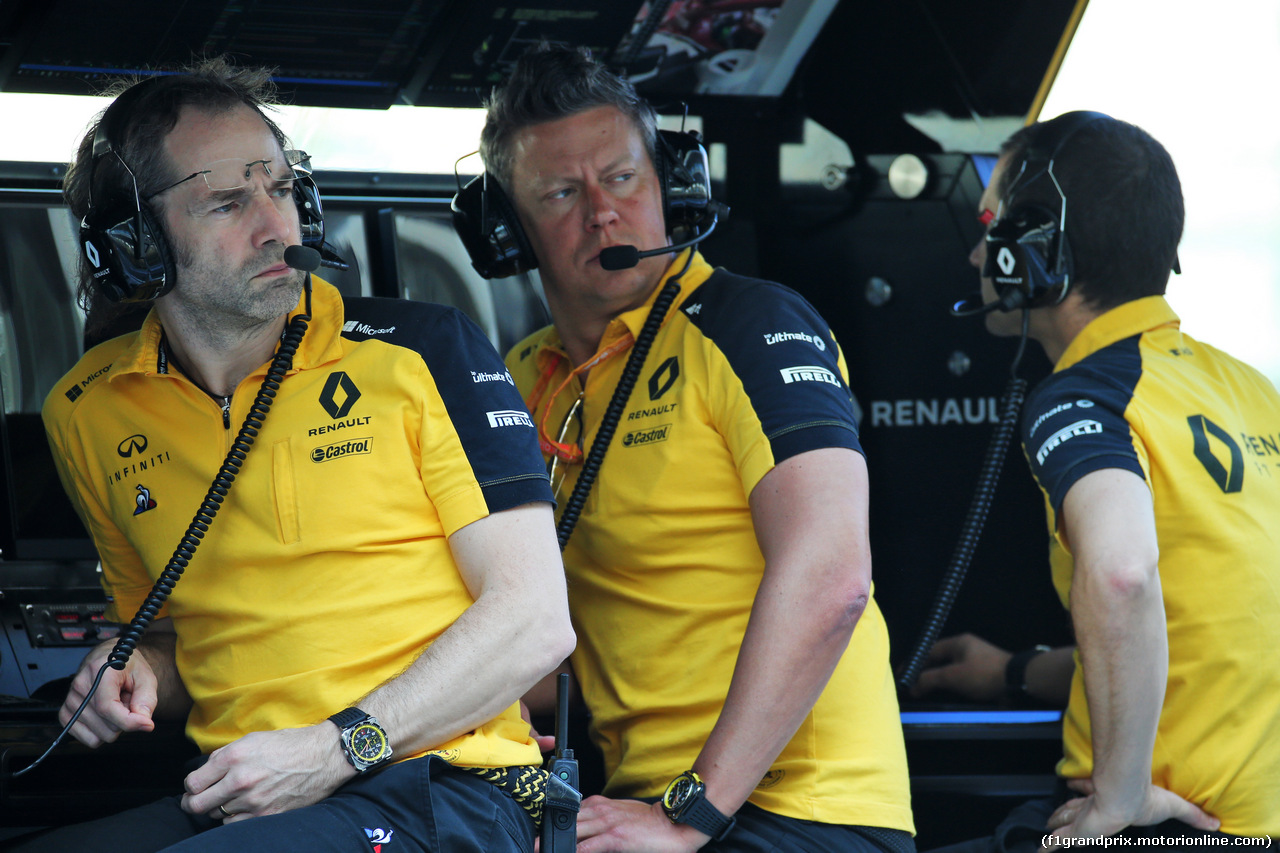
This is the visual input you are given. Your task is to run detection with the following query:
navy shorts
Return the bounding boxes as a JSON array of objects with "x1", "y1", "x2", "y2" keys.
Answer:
[{"x1": 3, "y1": 755, "x2": 535, "y2": 853}]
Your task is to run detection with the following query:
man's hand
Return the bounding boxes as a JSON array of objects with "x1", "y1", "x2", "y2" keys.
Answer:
[
  {"x1": 59, "y1": 640, "x2": 158, "y2": 748},
  {"x1": 576, "y1": 796, "x2": 708, "y2": 853},
  {"x1": 911, "y1": 633, "x2": 1011, "y2": 702},
  {"x1": 1043, "y1": 780, "x2": 1220, "y2": 848},
  {"x1": 180, "y1": 724, "x2": 354, "y2": 822}
]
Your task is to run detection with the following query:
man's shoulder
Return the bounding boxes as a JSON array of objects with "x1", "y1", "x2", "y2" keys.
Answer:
[
  {"x1": 681, "y1": 268, "x2": 826, "y2": 338},
  {"x1": 339, "y1": 296, "x2": 469, "y2": 339},
  {"x1": 42, "y1": 333, "x2": 140, "y2": 427},
  {"x1": 338, "y1": 296, "x2": 501, "y2": 361}
]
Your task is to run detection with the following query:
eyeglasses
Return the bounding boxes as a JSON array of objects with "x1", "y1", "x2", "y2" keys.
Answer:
[
  {"x1": 146, "y1": 149, "x2": 312, "y2": 200},
  {"x1": 547, "y1": 393, "x2": 585, "y2": 502}
]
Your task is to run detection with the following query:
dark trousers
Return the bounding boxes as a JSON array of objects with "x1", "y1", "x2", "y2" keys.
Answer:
[
  {"x1": 2, "y1": 755, "x2": 534, "y2": 853},
  {"x1": 655, "y1": 800, "x2": 915, "y2": 853}
]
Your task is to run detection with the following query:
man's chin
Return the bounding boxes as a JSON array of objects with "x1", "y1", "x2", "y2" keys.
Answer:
[{"x1": 983, "y1": 309, "x2": 1022, "y2": 337}]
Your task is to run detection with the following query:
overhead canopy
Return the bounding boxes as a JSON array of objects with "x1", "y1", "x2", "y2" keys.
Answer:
[{"x1": 0, "y1": 0, "x2": 1083, "y2": 152}]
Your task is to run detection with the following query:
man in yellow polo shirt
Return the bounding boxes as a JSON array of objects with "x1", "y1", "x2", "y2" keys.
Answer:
[
  {"x1": 928, "y1": 111, "x2": 1280, "y2": 848},
  {"x1": 459, "y1": 43, "x2": 914, "y2": 852},
  {"x1": 23, "y1": 57, "x2": 574, "y2": 852}
]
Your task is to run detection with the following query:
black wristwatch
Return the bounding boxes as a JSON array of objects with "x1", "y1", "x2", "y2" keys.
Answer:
[
  {"x1": 1005, "y1": 644, "x2": 1052, "y2": 698},
  {"x1": 661, "y1": 771, "x2": 736, "y2": 842},
  {"x1": 329, "y1": 707, "x2": 394, "y2": 772}
]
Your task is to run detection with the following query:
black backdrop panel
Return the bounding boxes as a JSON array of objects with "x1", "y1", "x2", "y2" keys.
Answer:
[{"x1": 746, "y1": 155, "x2": 1075, "y2": 672}]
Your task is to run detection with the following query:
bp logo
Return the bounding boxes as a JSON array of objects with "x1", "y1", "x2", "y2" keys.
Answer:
[
  {"x1": 997, "y1": 246, "x2": 1017, "y2": 276},
  {"x1": 1188, "y1": 414, "x2": 1243, "y2": 493}
]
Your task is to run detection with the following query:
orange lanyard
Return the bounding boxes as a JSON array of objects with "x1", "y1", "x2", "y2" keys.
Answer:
[{"x1": 528, "y1": 334, "x2": 634, "y2": 463}]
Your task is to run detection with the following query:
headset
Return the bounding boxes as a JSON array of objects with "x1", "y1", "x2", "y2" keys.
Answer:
[
  {"x1": 451, "y1": 128, "x2": 721, "y2": 280},
  {"x1": 80, "y1": 74, "x2": 326, "y2": 304},
  {"x1": 981, "y1": 110, "x2": 1112, "y2": 310}
]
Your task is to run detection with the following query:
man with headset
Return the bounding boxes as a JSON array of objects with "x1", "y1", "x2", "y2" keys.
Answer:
[
  {"x1": 932, "y1": 112, "x2": 1280, "y2": 847},
  {"x1": 456, "y1": 44, "x2": 914, "y2": 853},
  {"x1": 21, "y1": 57, "x2": 575, "y2": 852}
]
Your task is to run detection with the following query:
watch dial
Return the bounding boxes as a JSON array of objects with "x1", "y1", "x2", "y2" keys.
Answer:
[
  {"x1": 664, "y1": 776, "x2": 693, "y2": 809},
  {"x1": 350, "y1": 724, "x2": 387, "y2": 760}
]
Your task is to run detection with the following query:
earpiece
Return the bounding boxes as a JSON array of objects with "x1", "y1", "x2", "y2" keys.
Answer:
[
  {"x1": 80, "y1": 77, "x2": 177, "y2": 303},
  {"x1": 79, "y1": 75, "x2": 326, "y2": 303},
  {"x1": 982, "y1": 110, "x2": 1111, "y2": 308},
  {"x1": 451, "y1": 129, "x2": 718, "y2": 280}
]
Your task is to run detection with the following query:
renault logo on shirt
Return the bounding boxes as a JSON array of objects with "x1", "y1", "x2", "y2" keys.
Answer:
[
  {"x1": 780, "y1": 366, "x2": 841, "y2": 387},
  {"x1": 320, "y1": 372, "x2": 362, "y2": 419},
  {"x1": 648, "y1": 357, "x2": 679, "y2": 401},
  {"x1": 1188, "y1": 414, "x2": 1245, "y2": 493}
]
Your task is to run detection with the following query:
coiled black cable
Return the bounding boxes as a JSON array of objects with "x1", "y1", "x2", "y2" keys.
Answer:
[
  {"x1": 106, "y1": 311, "x2": 310, "y2": 670},
  {"x1": 10, "y1": 305, "x2": 311, "y2": 779},
  {"x1": 555, "y1": 266, "x2": 687, "y2": 551},
  {"x1": 896, "y1": 310, "x2": 1032, "y2": 691}
]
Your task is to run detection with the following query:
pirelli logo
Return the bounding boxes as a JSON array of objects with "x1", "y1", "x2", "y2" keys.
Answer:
[
  {"x1": 311, "y1": 437, "x2": 372, "y2": 463},
  {"x1": 487, "y1": 409, "x2": 534, "y2": 429},
  {"x1": 780, "y1": 365, "x2": 841, "y2": 387},
  {"x1": 622, "y1": 424, "x2": 671, "y2": 447},
  {"x1": 1036, "y1": 419, "x2": 1102, "y2": 464}
]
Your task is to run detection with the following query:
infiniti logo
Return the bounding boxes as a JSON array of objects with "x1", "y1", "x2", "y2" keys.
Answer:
[{"x1": 117, "y1": 434, "x2": 148, "y2": 458}]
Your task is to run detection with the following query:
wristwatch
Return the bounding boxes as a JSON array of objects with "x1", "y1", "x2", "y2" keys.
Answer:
[
  {"x1": 1005, "y1": 644, "x2": 1052, "y2": 698},
  {"x1": 329, "y1": 707, "x2": 394, "y2": 772},
  {"x1": 661, "y1": 770, "x2": 736, "y2": 842}
]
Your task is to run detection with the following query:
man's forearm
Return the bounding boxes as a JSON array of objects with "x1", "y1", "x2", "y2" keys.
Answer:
[
  {"x1": 1072, "y1": 563, "x2": 1166, "y2": 813},
  {"x1": 694, "y1": 447, "x2": 871, "y2": 819},
  {"x1": 693, "y1": 569, "x2": 864, "y2": 817},
  {"x1": 356, "y1": 582, "x2": 573, "y2": 758},
  {"x1": 355, "y1": 504, "x2": 574, "y2": 760},
  {"x1": 1063, "y1": 468, "x2": 1167, "y2": 820}
]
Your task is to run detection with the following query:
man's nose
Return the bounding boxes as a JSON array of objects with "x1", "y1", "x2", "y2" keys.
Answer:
[
  {"x1": 584, "y1": 184, "x2": 619, "y2": 230},
  {"x1": 969, "y1": 239, "x2": 985, "y2": 270}
]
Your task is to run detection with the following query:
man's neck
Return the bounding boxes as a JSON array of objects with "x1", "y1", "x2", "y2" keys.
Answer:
[
  {"x1": 1034, "y1": 291, "x2": 1104, "y2": 366},
  {"x1": 157, "y1": 306, "x2": 287, "y2": 398}
]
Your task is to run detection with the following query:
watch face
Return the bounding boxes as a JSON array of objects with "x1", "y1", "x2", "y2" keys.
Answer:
[
  {"x1": 349, "y1": 723, "x2": 388, "y2": 762},
  {"x1": 662, "y1": 771, "x2": 702, "y2": 817}
]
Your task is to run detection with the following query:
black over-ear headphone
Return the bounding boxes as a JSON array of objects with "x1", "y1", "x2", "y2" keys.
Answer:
[
  {"x1": 451, "y1": 129, "x2": 719, "y2": 280},
  {"x1": 983, "y1": 110, "x2": 1111, "y2": 309},
  {"x1": 80, "y1": 75, "x2": 326, "y2": 304}
]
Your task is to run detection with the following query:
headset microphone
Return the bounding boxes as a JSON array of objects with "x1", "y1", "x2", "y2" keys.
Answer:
[
  {"x1": 950, "y1": 286, "x2": 1026, "y2": 317},
  {"x1": 599, "y1": 210, "x2": 722, "y2": 271},
  {"x1": 284, "y1": 244, "x2": 322, "y2": 272}
]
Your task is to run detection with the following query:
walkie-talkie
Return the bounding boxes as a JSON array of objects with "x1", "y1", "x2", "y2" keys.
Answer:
[{"x1": 541, "y1": 672, "x2": 580, "y2": 852}]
